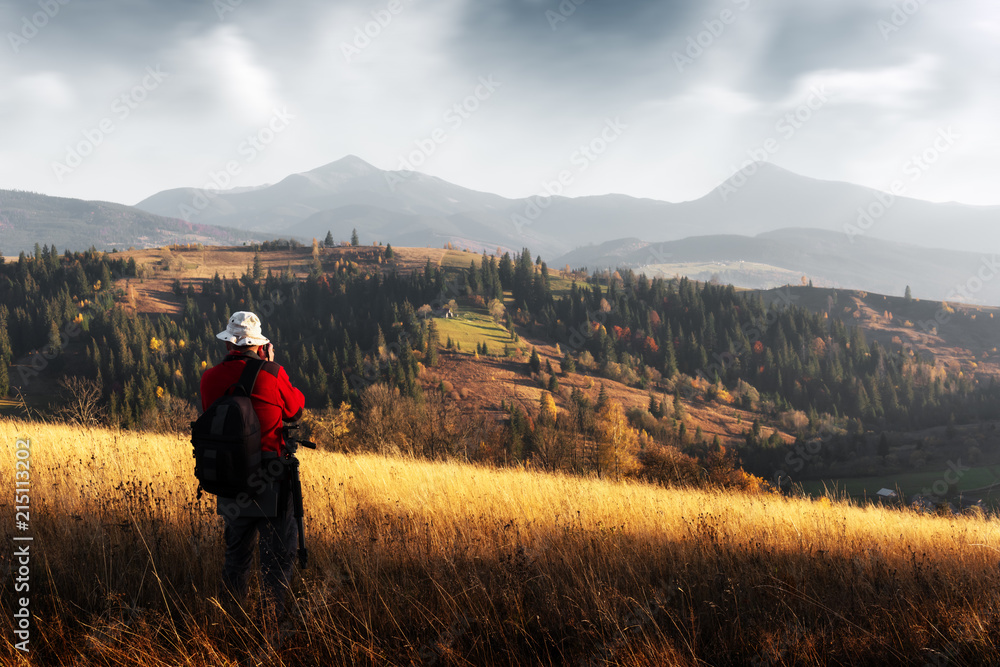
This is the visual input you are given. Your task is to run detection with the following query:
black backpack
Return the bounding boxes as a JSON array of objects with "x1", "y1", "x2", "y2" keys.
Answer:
[{"x1": 192, "y1": 358, "x2": 268, "y2": 498}]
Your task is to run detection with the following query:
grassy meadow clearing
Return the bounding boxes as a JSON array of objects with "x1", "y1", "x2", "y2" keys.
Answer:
[
  {"x1": 3, "y1": 419, "x2": 1000, "y2": 665},
  {"x1": 434, "y1": 309, "x2": 522, "y2": 357}
]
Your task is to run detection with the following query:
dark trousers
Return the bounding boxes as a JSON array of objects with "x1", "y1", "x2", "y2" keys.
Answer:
[{"x1": 221, "y1": 487, "x2": 297, "y2": 614}]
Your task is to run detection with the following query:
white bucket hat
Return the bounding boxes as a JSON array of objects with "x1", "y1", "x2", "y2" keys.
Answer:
[{"x1": 216, "y1": 311, "x2": 270, "y2": 346}]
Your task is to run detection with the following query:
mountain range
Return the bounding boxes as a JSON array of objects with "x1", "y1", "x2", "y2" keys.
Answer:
[
  {"x1": 3, "y1": 155, "x2": 998, "y2": 304},
  {"x1": 133, "y1": 155, "x2": 1000, "y2": 259}
]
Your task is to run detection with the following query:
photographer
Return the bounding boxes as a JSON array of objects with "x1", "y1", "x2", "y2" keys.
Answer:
[{"x1": 199, "y1": 311, "x2": 305, "y2": 614}]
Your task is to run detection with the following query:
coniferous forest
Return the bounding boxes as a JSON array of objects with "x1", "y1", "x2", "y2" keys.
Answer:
[{"x1": 3, "y1": 243, "x2": 998, "y2": 488}]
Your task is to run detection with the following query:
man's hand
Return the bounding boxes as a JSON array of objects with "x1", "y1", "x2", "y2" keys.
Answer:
[{"x1": 264, "y1": 343, "x2": 275, "y2": 361}]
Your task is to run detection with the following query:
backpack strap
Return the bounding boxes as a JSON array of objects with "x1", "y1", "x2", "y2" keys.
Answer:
[{"x1": 230, "y1": 358, "x2": 265, "y2": 397}]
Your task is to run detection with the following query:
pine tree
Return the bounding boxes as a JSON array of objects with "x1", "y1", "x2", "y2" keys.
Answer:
[
  {"x1": 252, "y1": 249, "x2": 263, "y2": 280},
  {"x1": 648, "y1": 394, "x2": 660, "y2": 417},
  {"x1": 351, "y1": 228, "x2": 360, "y2": 246},
  {"x1": 324, "y1": 230, "x2": 335, "y2": 247},
  {"x1": 673, "y1": 392, "x2": 684, "y2": 419},
  {"x1": 596, "y1": 383, "x2": 609, "y2": 410},
  {"x1": 48, "y1": 320, "x2": 62, "y2": 354},
  {"x1": 0, "y1": 306, "x2": 10, "y2": 364},
  {"x1": 529, "y1": 347, "x2": 541, "y2": 374},
  {"x1": 561, "y1": 352, "x2": 576, "y2": 374},
  {"x1": 426, "y1": 319, "x2": 440, "y2": 366}
]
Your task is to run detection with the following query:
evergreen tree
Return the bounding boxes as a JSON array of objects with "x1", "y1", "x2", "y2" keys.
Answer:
[
  {"x1": 324, "y1": 230, "x2": 335, "y2": 247},
  {"x1": 596, "y1": 383, "x2": 609, "y2": 410},
  {"x1": 648, "y1": 394, "x2": 660, "y2": 417},
  {"x1": 252, "y1": 249, "x2": 263, "y2": 280},
  {"x1": 561, "y1": 352, "x2": 576, "y2": 374},
  {"x1": 351, "y1": 228, "x2": 360, "y2": 246},
  {"x1": 0, "y1": 307, "x2": 10, "y2": 364},
  {"x1": 529, "y1": 347, "x2": 541, "y2": 374},
  {"x1": 426, "y1": 319, "x2": 440, "y2": 366}
]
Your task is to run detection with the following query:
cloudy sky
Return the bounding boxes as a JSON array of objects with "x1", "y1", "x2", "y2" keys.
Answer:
[{"x1": 2, "y1": 0, "x2": 997, "y2": 207}]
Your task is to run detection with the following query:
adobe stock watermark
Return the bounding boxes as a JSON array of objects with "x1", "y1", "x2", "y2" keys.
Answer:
[
  {"x1": 580, "y1": 581, "x2": 672, "y2": 666},
  {"x1": 641, "y1": 243, "x2": 674, "y2": 269},
  {"x1": 340, "y1": 0, "x2": 413, "y2": 62},
  {"x1": 13, "y1": 437, "x2": 34, "y2": 653},
  {"x1": 8, "y1": 0, "x2": 70, "y2": 53},
  {"x1": 216, "y1": 456, "x2": 291, "y2": 520},
  {"x1": 773, "y1": 422, "x2": 837, "y2": 487},
  {"x1": 717, "y1": 85, "x2": 829, "y2": 202},
  {"x1": 877, "y1": 0, "x2": 930, "y2": 40},
  {"x1": 920, "y1": 459, "x2": 970, "y2": 498},
  {"x1": 672, "y1": 0, "x2": 752, "y2": 73},
  {"x1": 844, "y1": 126, "x2": 959, "y2": 243},
  {"x1": 213, "y1": 0, "x2": 243, "y2": 20},
  {"x1": 51, "y1": 66, "x2": 168, "y2": 182},
  {"x1": 417, "y1": 615, "x2": 472, "y2": 665},
  {"x1": 510, "y1": 117, "x2": 628, "y2": 235},
  {"x1": 545, "y1": 0, "x2": 586, "y2": 31},
  {"x1": 916, "y1": 255, "x2": 1000, "y2": 332},
  {"x1": 178, "y1": 107, "x2": 295, "y2": 220},
  {"x1": 385, "y1": 76, "x2": 502, "y2": 192}
]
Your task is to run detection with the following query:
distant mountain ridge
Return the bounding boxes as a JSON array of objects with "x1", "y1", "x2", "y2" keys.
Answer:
[
  {"x1": 8, "y1": 155, "x2": 998, "y2": 303},
  {"x1": 134, "y1": 155, "x2": 1000, "y2": 258},
  {"x1": 0, "y1": 190, "x2": 262, "y2": 254},
  {"x1": 555, "y1": 228, "x2": 1000, "y2": 306}
]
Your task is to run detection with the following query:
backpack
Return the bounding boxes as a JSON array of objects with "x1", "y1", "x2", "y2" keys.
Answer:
[{"x1": 192, "y1": 358, "x2": 268, "y2": 498}]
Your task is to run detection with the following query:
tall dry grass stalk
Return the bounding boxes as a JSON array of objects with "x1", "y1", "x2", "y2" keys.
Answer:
[{"x1": 2, "y1": 417, "x2": 999, "y2": 665}]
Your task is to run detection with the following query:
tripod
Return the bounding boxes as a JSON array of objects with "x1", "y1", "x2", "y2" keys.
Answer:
[{"x1": 282, "y1": 425, "x2": 316, "y2": 568}]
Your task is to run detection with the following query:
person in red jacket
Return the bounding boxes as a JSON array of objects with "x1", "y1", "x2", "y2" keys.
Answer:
[{"x1": 200, "y1": 311, "x2": 305, "y2": 615}]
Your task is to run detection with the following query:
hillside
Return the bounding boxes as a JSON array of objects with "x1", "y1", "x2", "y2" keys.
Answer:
[
  {"x1": 9, "y1": 243, "x2": 1000, "y2": 515},
  {"x1": 758, "y1": 284, "x2": 1000, "y2": 379},
  {"x1": 101, "y1": 245, "x2": 789, "y2": 451},
  {"x1": 558, "y1": 228, "x2": 1000, "y2": 306},
  {"x1": 0, "y1": 190, "x2": 264, "y2": 254},
  {"x1": 59, "y1": 243, "x2": 1000, "y2": 463},
  {"x1": 4, "y1": 419, "x2": 999, "y2": 665}
]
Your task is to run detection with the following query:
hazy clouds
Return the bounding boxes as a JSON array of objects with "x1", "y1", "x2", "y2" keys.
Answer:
[{"x1": 2, "y1": 0, "x2": 997, "y2": 206}]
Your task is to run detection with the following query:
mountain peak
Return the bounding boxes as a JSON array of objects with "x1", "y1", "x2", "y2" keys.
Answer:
[{"x1": 307, "y1": 155, "x2": 379, "y2": 176}]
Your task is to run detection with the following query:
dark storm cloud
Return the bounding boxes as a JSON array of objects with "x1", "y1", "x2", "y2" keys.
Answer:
[
  {"x1": 7, "y1": 0, "x2": 208, "y2": 62},
  {"x1": 449, "y1": 0, "x2": 699, "y2": 98},
  {"x1": 747, "y1": 3, "x2": 893, "y2": 98}
]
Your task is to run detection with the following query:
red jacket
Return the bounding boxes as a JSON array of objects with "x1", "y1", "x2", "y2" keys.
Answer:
[{"x1": 199, "y1": 351, "x2": 306, "y2": 454}]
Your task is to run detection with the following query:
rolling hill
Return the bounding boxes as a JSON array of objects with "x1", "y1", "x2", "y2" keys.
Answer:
[
  {"x1": 0, "y1": 189, "x2": 264, "y2": 254},
  {"x1": 556, "y1": 228, "x2": 1000, "y2": 306}
]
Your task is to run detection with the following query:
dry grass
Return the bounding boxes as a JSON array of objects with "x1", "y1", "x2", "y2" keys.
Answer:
[{"x1": 2, "y1": 419, "x2": 1000, "y2": 665}]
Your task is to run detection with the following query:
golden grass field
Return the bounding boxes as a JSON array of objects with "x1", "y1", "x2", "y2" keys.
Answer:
[{"x1": 3, "y1": 419, "x2": 1000, "y2": 665}]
